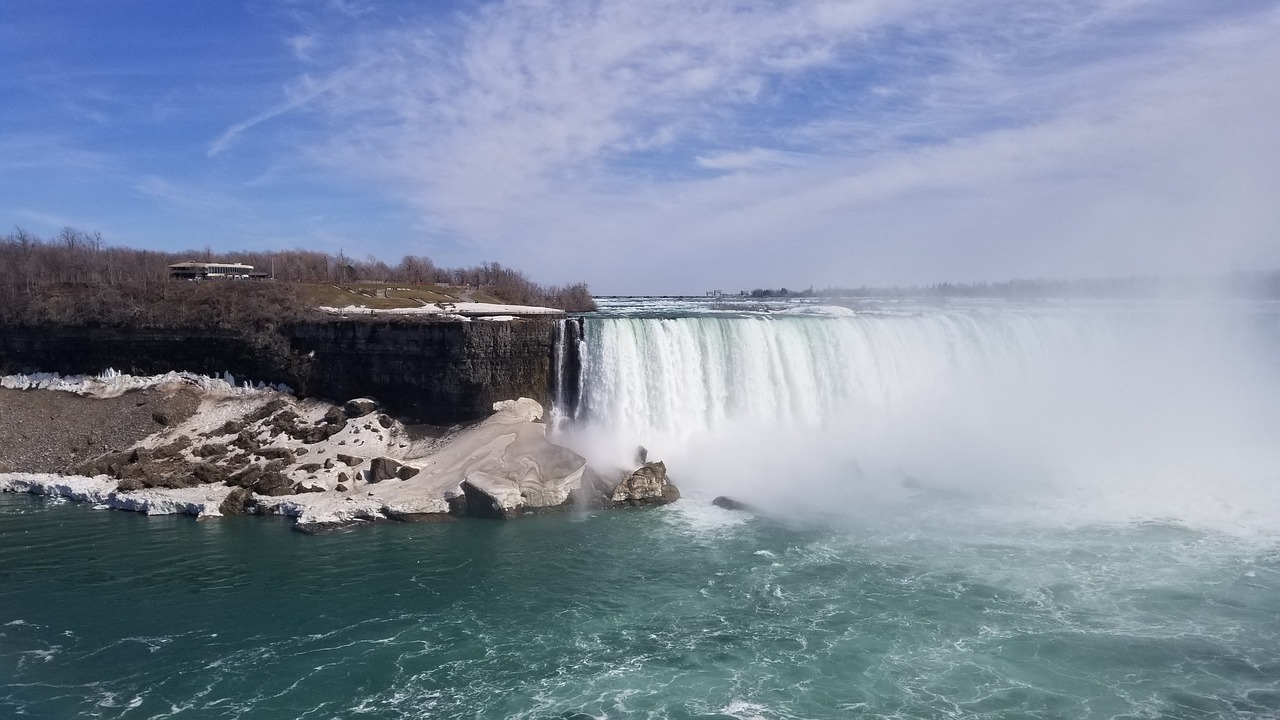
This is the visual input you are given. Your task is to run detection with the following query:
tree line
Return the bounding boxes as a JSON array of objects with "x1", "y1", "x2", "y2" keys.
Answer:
[
  {"x1": 744, "y1": 273, "x2": 1280, "y2": 300},
  {"x1": 0, "y1": 226, "x2": 595, "y2": 327}
]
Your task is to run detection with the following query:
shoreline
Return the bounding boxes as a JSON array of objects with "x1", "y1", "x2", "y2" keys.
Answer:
[{"x1": 0, "y1": 373, "x2": 677, "y2": 532}]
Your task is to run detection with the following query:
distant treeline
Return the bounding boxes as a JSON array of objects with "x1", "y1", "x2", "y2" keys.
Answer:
[
  {"x1": 0, "y1": 226, "x2": 595, "y2": 327},
  {"x1": 745, "y1": 273, "x2": 1280, "y2": 300}
]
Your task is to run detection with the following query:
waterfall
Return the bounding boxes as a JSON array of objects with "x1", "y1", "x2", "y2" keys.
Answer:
[
  {"x1": 564, "y1": 304, "x2": 1280, "y2": 532},
  {"x1": 576, "y1": 311, "x2": 1081, "y2": 440},
  {"x1": 548, "y1": 317, "x2": 581, "y2": 434}
]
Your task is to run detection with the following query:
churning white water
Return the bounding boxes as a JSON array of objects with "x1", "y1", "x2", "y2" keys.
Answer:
[{"x1": 564, "y1": 300, "x2": 1280, "y2": 537}]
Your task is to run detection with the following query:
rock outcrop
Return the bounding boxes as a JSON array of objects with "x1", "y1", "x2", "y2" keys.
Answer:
[
  {"x1": 1, "y1": 385, "x2": 677, "y2": 532},
  {"x1": 0, "y1": 317, "x2": 575, "y2": 423},
  {"x1": 610, "y1": 461, "x2": 679, "y2": 506}
]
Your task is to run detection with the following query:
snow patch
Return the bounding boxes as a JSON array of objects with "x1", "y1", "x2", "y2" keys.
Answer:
[
  {"x1": 318, "y1": 302, "x2": 563, "y2": 317},
  {"x1": 1, "y1": 369, "x2": 291, "y2": 398}
]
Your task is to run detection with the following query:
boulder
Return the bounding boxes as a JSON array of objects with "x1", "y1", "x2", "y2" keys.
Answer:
[
  {"x1": 227, "y1": 464, "x2": 263, "y2": 488},
  {"x1": 156, "y1": 473, "x2": 200, "y2": 490},
  {"x1": 396, "y1": 465, "x2": 420, "y2": 480},
  {"x1": 252, "y1": 472, "x2": 294, "y2": 497},
  {"x1": 74, "y1": 450, "x2": 132, "y2": 478},
  {"x1": 610, "y1": 461, "x2": 679, "y2": 507},
  {"x1": 368, "y1": 457, "x2": 401, "y2": 482},
  {"x1": 712, "y1": 496, "x2": 753, "y2": 512},
  {"x1": 256, "y1": 447, "x2": 295, "y2": 461},
  {"x1": 232, "y1": 430, "x2": 261, "y2": 451},
  {"x1": 191, "y1": 463, "x2": 226, "y2": 484},
  {"x1": 219, "y1": 487, "x2": 255, "y2": 515},
  {"x1": 336, "y1": 453, "x2": 363, "y2": 467},
  {"x1": 152, "y1": 436, "x2": 192, "y2": 459},
  {"x1": 193, "y1": 442, "x2": 228, "y2": 458},
  {"x1": 343, "y1": 398, "x2": 378, "y2": 418},
  {"x1": 243, "y1": 398, "x2": 287, "y2": 425}
]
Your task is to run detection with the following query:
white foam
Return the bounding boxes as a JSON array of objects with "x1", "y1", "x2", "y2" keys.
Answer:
[
  {"x1": 570, "y1": 304, "x2": 1280, "y2": 538},
  {"x1": 776, "y1": 304, "x2": 858, "y2": 317},
  {"x1": 720, "y1": 700, "x2": 773, "y2": 720}
]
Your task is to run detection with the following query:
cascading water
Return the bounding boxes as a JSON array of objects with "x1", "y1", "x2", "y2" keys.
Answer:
[
  {"x1": 6, "y1": 298, "x2": 1280, "y2": 720},
  {"x1": 547, "y1": 317, "x2": 582, "y2": 435},
  {"x1": 576, "y1": 310, "x2": 1079, "y2": 438},
  {"x1": 565, "y1": 300, "x2": 1280, "y2": 536}
]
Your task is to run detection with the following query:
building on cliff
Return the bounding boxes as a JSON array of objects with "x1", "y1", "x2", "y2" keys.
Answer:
[{"x1": 168, "y1": 262, "x2": 262, "y2": 280}]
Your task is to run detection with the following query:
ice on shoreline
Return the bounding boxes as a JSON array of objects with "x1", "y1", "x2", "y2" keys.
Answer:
[
  {"x1": 0, "y1": 391, "x2": 595, "y2": 531},
  {"x1": 1, "y1": 369, "x2": 291, "y2": 399},
  {"x1": 318, "y1": 302, "x2": 563, "y2": 319}
]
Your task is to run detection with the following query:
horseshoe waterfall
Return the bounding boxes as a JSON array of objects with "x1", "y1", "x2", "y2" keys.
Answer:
[{"x1": 5, "y1": 298, "x2": 1280, "y2": 720}]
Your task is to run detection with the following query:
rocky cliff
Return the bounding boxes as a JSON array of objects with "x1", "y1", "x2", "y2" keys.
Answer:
[{"x1": 0, "y1": 317, "x2": 580, "y2": 423}]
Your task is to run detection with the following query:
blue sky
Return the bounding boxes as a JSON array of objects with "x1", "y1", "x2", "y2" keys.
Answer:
[{"x1": 3, "y1": 0, "x2": 1278, "y2": 294}]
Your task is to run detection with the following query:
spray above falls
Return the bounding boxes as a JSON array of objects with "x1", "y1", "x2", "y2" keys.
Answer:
[{"x1": 559, "y1": 302, "x2": 1280, "y2": 536}]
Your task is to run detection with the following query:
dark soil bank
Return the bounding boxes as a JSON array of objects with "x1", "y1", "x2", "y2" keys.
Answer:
[{"x1": 0, "y1": 388, "x2": 199, "y2": 473}]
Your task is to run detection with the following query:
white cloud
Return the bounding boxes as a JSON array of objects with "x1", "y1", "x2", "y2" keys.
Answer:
[{"x1": 266, "y1": 0, "x2": 1280, "y2": 291}]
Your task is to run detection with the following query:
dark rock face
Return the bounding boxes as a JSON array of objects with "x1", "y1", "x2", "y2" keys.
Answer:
[
  {"x1": 219, "y1": 487, "x2": 255, "y2": 515},
  {"x1": 368, "y1": 457, "x2": 401, "y2": 482},
  {"x1": 288, "y1": 319, "x2": 563, "y2": 423},
  {"x1": 0, "y1": 317, "x2": 570, "y2": 423}
]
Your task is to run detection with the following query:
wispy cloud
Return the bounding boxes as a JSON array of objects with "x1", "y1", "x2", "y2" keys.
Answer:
[
  {"x1": 207, "y1": 66, "x2": 361, "y2": 157},
  {"x1": 134, "y1": 175, "x2": 246, "y2": 216},
  {"x1": 0, "y1": 134, "x2": 114, "y2": 172},
  {"x1": 265, "y1": 0, "x2": 1280, "y2": 290}
]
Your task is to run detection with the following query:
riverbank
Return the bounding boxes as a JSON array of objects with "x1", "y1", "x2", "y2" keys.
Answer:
[{"x1": 0, "y1": 374, "x2": 675, "y2": 532}]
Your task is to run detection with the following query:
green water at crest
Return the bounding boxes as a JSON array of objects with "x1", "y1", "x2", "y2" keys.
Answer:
[{"x1": 2, "y1": 493, "x2": 1279, "y2": 720}]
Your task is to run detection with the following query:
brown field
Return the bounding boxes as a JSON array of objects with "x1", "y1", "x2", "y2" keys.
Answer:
[{"x1": 297, "y1": 283, "x2": 504, "y2": 309}]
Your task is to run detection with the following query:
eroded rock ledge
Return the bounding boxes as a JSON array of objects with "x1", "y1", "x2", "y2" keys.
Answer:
[{"x1": 0, "y1": 383, "x2": 677, "y2": 532}]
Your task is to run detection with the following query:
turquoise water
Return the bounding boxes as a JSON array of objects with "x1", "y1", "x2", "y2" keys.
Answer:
[
  {"x1": 7, "y1": 300, "x2": 1280, "y2": 718},
  {"x1": 3, "y1": 492, "x2": 1278, "y2": 719}
]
